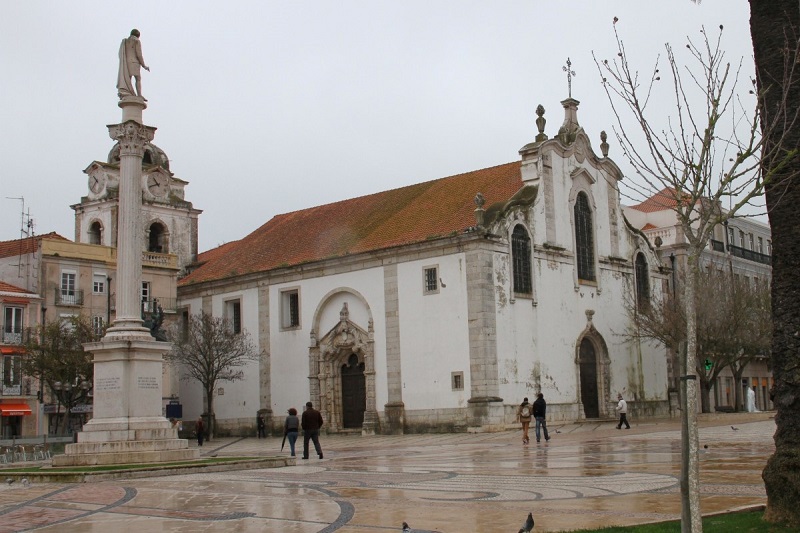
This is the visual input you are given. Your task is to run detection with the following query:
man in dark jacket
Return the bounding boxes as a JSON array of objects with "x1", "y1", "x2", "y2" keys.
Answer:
[
  {"x1": 532, "y1": 393, "x2": 551, "y2": 443},
  {"x1": 301, "y1": 401, "x2": 324, "y2": 459}
]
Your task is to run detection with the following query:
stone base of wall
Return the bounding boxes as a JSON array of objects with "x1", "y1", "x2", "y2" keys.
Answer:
[{"x1": 218, "y1": 400, "x2": 672, "y2": 436}]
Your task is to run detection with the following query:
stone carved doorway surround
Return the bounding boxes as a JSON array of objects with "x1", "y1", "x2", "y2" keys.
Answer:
[
  {"x1": 309, "y1": 296, "x2": 379, "y2": 435},
  {"x1": 575, "y1": 310, "x2": 611, "y2": 419}
]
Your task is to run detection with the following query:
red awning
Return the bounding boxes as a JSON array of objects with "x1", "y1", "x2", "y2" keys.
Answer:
[
  {"x1": 0, "y1": 403, "x2": 32, "y2": 416},
  {"x1": 0, "y1": 347, "x2": 26, "y2": 355}
]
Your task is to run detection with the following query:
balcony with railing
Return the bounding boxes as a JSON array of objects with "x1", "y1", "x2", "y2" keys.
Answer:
[
  {"x1": 708, "y1": 239, "x2": 771, "y2": 265},
  {"x1": 55, "y1": 289, "x2": 84, "y2": 306},
  {"x1": 142, "y1": 297, "x2": 177, "y2": 314}
]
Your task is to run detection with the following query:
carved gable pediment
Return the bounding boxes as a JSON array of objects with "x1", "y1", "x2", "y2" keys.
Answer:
[{"x1": 317, "y1": 303, "x2": 370, "y2": 361}]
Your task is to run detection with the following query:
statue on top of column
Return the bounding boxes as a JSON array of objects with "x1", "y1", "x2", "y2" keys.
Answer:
[{"x1": 117, "y1": 29, "x2": 150, "y2": 100}]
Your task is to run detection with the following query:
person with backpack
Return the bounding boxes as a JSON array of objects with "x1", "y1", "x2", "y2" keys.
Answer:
[{"x1": 517, "y1": 397, "x2": 533, "y2": 445}]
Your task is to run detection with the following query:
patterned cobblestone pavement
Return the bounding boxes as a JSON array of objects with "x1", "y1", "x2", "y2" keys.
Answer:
[{"x1": 0, "y1": 412, "x2": 773, "y2": 532}]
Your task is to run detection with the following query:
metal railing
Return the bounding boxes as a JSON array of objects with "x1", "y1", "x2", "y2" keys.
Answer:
[
  {"x1": 142, "y1": 297, "x2": 177, "y2": 313},
  {"x1": 708, "y1": 240, "x2": 771, "y2": 265},
  {"x1": 55, "y1": 289, "x2": 84, "y2": 306}
]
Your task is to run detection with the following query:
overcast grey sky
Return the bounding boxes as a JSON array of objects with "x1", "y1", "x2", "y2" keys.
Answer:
[{"x1": 0, "y1": 1, "x2": 755, "y2": 252}]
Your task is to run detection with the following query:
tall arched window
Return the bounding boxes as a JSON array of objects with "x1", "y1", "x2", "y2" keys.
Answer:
[
  {"x1": 511, "y1": 225, "x2": 532, "y2": 295},
  {"x1": 635, "y1": 252, "x2": 650, "y2": 310},
  {"x1": 88, "y1": 221, "x2": 103, "y2": 245},
  {"x1": 574, "y1": 192, "x2": 595, "y2": 282},
  {"x1": 147, "y1": 222, "x2": 168, "y2": 253}
]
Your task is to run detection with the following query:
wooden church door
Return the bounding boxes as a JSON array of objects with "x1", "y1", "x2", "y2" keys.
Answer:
[
  {"x1": 579, "y1": 338, "x2": 600, "y2": 418},
  {"x1": 341, "y1": 354, "x2": 366, "y2": 429}
]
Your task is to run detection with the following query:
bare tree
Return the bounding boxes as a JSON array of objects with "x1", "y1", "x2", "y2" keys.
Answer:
[
  {"x1": 22, "y1": 317, "x2": 96, "y2": 435},
  {"x1": 623, "y1": 267, "x2": 771, "y2": 414},
  {"x1": 165, "y1": 312, "x2": 258, "y2": 440},
  {"x1": 596, "y1": 21, "x2": 792, "y2": 532}
]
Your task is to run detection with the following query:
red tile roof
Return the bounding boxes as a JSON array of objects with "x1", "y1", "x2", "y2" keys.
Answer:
[
  {"x1": 630, "y1": 188, "x2": 691, "y2": 213},
  {"x1": 641, "y1": 223, "x2": 657, "y2": 231},
  {"x1": 0, "y1": 232, "x2": 69, "y2": 259},
  {"x1": 0, "y1": 281, "x2": 34, "y2": 295},
  {"x1": 182, "y1": 162, "x2": 524, "y2": 285}
]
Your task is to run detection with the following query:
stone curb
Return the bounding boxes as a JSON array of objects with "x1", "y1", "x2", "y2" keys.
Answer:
[{"x1": 1, "y1": 456, "x2": 294, "y2": 484}]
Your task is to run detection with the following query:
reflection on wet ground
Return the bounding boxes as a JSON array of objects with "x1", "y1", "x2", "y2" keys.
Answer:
[{"x1": 0, "y1": 412, "x2": 773, "y2": 532}]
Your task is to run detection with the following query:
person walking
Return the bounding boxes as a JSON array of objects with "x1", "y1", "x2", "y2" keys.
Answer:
[
  {"x1": 284, "y1": 408, "x2": 300, "y2": 457},
  {"x1": 532, "y1": 393, "x2": 550, "y2": 443},
  {"x1": 517, "y1": 397, "x2": 533, "y2": 445},
  {"x1": 615, "y1": 393, "x2": 630, "y2": 429},
  {"x1": 196, "y1": 416, "x2": 206, "y2": 446},
  {"x1": 301, "y1": 401, "x2": 324, "y2": 459},
  {"x1": 257, "y1": 414, "x2": 266, "y2": 438}
]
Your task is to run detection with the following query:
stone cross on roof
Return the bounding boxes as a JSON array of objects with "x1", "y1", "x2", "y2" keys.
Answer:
[{"x1": 563, "y1": 57, "x2": 576, "y2": 98}]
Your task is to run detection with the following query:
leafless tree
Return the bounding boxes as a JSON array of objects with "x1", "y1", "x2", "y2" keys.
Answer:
[
  {"x1": 165, "y1": 312, "x2": 258, "y2": 440},
  {"x1": 596, "y1": 20, "x2": 793, "y2": 532}
]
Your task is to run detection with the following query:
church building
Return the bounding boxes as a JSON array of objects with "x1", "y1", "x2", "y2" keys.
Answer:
[{"x1": 178, "y1": 98, "x2": 670, "y2": 435}]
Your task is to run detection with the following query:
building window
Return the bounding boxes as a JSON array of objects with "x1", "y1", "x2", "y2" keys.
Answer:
[
  {"x1": 93, "y1": 273, "x2": 106, "y2": 294},
  {"x1": 3, "y1": 307, "x2": 23, "y2": 344},
  {"x1": 281, "y1": 289, "x2": 300, "y2": 329},
  {"x1": 2, "y1": 356, "x2": 22, "y2": 388},
  {"x1": 511, "y1": 225, "x2": 532, "y2": 295},
  {"x1": 757, "y1": 237, "x2": 764, "y2": 254},
  {"x1": 727, "y1": 226, "x2": 735, "y2": 247},
  {"x1": 147, "y1": 222, "x2": 168, "y2": 253},
  {"x1": 88, "y1": 221, "x2": 103, "y2": 245},
  {"x1": 141, "y1": 282, "x2": 152, "y2": 312},
  {"x1": 451, "y1": 371, "x2": 464, "y2": 391},
  {"x1": 423, "y1": 266, "x2": 439, "y2": 294},
  {"x1": 749, "y1": 233, "x2": 755, "y2": 250},
  {"x1": 767, "y1": 240, "x2": 772, "y2": 256},
  {"x1": 635, "y1": 253, "x2": 650, "y2": 310},
  {"x1": 739, "y1": 230, "x2": 745, "y2": 247},
  {"x1": 92, "y1": 316, "x2": 105, "y2": 336},
  {"x1": 574, "y1": 192, "x2": 596, "y2": 282},
  {"x1": 225, "y1": 299, "x2": 242, "y2": 334},
  {"x1": 60, "y1": 271, "x2": 77, "y2": 305}
]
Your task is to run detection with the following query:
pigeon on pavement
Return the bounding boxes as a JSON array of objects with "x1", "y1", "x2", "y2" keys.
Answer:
[{"x1": 518, "y1": 511, "x2": 535, "y2": 532}]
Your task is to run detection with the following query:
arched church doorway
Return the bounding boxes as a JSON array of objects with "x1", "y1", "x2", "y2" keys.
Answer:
[
  {"x1": 341, "y1": 353, "x2": 366, "y2": 429},
  {"x1": 579, "y1": 337, "x2": 600, "y2": 418}
]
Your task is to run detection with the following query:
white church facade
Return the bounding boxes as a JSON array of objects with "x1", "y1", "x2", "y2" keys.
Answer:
[{"x1": 177, "y1": 98, "x2": 671, "y2": 435}]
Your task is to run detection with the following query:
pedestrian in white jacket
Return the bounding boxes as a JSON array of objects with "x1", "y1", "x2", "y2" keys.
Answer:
[{"x1": 615, "y1": 393, "x2": 630, "y2": 429}]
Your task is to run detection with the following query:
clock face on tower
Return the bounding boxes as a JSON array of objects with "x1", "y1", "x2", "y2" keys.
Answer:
[
  {"x1": 147, "y1": 173, "x2": 169, "y2": 197},
  {"x1": 88, "y1": 172, "x2": 106, "y2": 194}
]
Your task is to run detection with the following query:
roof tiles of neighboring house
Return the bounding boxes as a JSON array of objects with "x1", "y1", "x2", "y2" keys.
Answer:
[
  {"x1": 629, "y1": 188, "x2": 691, "y2": 213},
  {"x1": 0, "y1": 281, "x2": 37, "y2": 296},
  {"x1": 0, "y1": 232, "x2": 69, "y2": 259},
  {"x1": 181, "y1": 161, "x2": 524, "y2": 285}
]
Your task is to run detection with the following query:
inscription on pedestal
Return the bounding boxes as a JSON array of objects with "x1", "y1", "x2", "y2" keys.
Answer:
[
  {"x1": 138, "y1": 376, "x2": 159, "y2": 390},
  {"x1": 96, "y1": 377, "x2": 121, "y2": 391}
]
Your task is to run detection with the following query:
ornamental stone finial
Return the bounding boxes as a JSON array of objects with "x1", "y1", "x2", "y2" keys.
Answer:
[
  {"x1": 535, "y1": 105, "x2": 547, "y2": 143},
  {"x1": 474, "y1": 192, "x2": 486, "y2": 227},
  {"x1": 600, "y1": 130, "x2": 609, "y2": 157}
]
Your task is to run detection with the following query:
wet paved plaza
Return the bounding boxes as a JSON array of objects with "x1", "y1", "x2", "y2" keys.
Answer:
[{"x1": 0, "y1": 412, "x2": 774, "y2": 532}]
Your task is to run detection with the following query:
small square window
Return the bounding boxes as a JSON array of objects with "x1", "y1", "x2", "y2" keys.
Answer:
[
  {"x1": 423, "y1": 266, "x2": 439, "y2": 294},
  {"x1": 451, "y1": 371, "x2": 464, "y2": 391},
  {"x1": 281, "y1": 289, "x2": 300, "y2": 329},
  {"x1": 93, "y1": 274, "x2": 106, "y2": 294}
]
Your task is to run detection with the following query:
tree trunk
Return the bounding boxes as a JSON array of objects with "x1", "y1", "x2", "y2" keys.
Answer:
[
  {"x1": 750, "y1": 0, "x2": 800, "y2": 526},
  {"x1": 732, "y1": 365, "x2": 746, "y2": 413},
  {"x1": 206, "y1": 387, "x2": 215, "y2": 442},
  {"x1": 700, "y1": 377, "x2": 712, "y2": 414},
  {"x1": 681, "y1": 255, "x2": 703, "y2": 533}
]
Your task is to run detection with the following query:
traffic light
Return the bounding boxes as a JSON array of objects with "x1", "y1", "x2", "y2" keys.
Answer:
[{"x1": 704, "y1": 358, "x2": 713, "y2": 371}]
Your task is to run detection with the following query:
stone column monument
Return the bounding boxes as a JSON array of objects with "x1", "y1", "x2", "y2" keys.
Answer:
[{"x1": 52, "y1": 31, "x2": 198, "y2": 466}]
